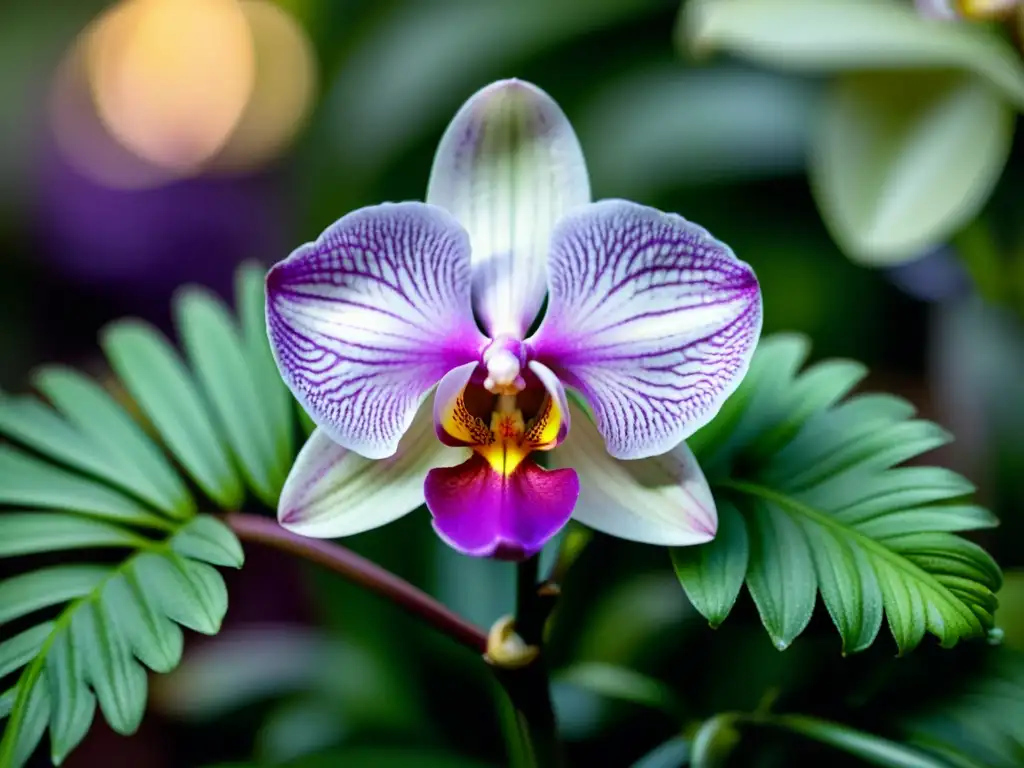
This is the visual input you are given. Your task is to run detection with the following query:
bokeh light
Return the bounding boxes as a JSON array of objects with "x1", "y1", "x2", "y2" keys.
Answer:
[
  {"x1": 49, "y1": 0, "x2": 315, "y2": 189},
  {"x1": 210, "y1": 0, "x2": 317, "y2": 173},
  {"x1": 87, "y1": 0, "x2": 256, "y2": 174}
]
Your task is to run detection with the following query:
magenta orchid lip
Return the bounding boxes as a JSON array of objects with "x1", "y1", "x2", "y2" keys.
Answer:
[{"x1": 267, "y1": 79, "x2": 762, "y2": 559}]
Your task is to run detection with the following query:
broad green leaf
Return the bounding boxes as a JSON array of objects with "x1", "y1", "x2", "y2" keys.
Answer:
[
  {"x1": 75, "y1": 601, "x2": 147, "y2": 735},
  {"x1": 100, "y1": 573, "x2": 183, "y2": 674},
  {"x1": 671, "y1": 502, "x2": 748, "y2": 628},
  {"x1": 0, "y1": 397, "x2": 143, "y2": 511},
  {"x1": 632, "y1": 736, "x2": 690, "y2": 768},
  {"x1": 810, "y1": 70, "x2": 1013, "y2": 264},
  {"x1": 760, "y1": 394, "x2": 917, "y2": 490},
  {"x1": 743, "y1": 498, "x2": 816, "y2": 650},
  {"x1": 680, "y1": 0, "x2": 1024, "y2": 109},
  {"x1": 176, "y1": 288, "x2": 283, "y2": 505},
  {"x1": 0, "y1": 675, "x2": 49, "y2": 768},
  {"x1": 700, "y1": 334, "x2": 810, "y2": 473},
  {"x1": 770, "y1": 714, "x2": 949, "y2": 768},
  {"x1": 0, "y1": 689, "x2": 14, "y2": 720},
  {"x1": 131, "y1": 553, "x2": 226, "y2": 635},
  {"x1": 745, "y1": 359, "x2": 866, "y2": 462},
  {"x1": 0, "y1": 447, "x2": 169, "y2": 530},
  {"x1": 683, "y1": 333, "x2": 1001, "y2": 653},
  {"x1": 0, "y1": 566, "x2": 110, "y2": 625},
  {"x1": 0, "y1": 519, "x2": 241, "y2": 767},
  {"x1": 170, "y1": 515, "x2": 245, "y2": 568},
  {"x1": 0, "y1": 625, "x2": 52, "y2": 679},
  {"x1": 0, "y1": 513, "x2": 149, "y2": 558},
  {"x1": 35, "y1": 366, "x2": 195, "y2": 518},
  {"x1": 235, "y1": 263, "x2": 294, "y2": 477},
  {"x1": 101, "y1": 320, "x2": 243, "y2": 508},
  {"x1": 800, "y1": 523, "x2": 883, "y2": 655},
  {"x1": 46, "y1": 629, "x2": 94, "y2": 764},
  {"x1": 554, "y1": 663, "x2": 681, "y2": 717}
]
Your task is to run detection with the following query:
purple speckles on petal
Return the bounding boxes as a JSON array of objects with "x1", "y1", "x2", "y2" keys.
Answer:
[
  {"x1": 266, "y1": 202, "x2": 488, "y2": 460},
  {"x1": 529, "y1": 199, "x2": 762, "y2": 460}
]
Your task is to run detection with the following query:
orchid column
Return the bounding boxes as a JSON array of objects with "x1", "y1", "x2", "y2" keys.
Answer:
[{"x1": 266, "y1": 80, "x2": 762, "y2": 563}]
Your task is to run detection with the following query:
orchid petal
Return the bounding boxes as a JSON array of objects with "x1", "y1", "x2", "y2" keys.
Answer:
[
  {"x1": 267, "y1": 202, "x2": 487, "y2": 459},
  {"x1": 552, "y1": 402, "x2": 716, "y2": 546},
  {"x1": 525, "y1": 360, "x2": 570, "y2": 450},
  {"x1": 279, "y1": 411, "x2": 471, "y2": 539},
  {"x1": 425, "y1": 454, "x2": 579, "y2": 560},
  {"x1": 913, "y1": 0, "x2": 958, "y2": 19},
  {"x1": 427, "y1": 79, "x2": 590, "y2": 338},
  {"x1": 433, "y1": 361, "x2": 490, "y2": 447},
  {"x1": 530, "y1": 199, "x2": 762, "y2": 460}
]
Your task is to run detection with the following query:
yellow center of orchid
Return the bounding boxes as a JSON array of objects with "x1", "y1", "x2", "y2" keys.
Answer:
[{"x1": 441, "y1": 389, "x2": 563, "y2": 477}]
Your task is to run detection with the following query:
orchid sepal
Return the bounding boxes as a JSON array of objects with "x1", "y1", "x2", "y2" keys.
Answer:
[{"x1": 427, "y1": 79, "x2": 590, "y2": 339}]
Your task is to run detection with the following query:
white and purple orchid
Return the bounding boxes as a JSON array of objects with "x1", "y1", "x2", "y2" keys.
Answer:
[{"x1": 266, "y1": 79, "x2": 762, "y2": 561}]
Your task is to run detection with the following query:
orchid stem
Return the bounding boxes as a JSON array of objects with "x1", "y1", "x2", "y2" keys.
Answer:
[
  {"x1": 492, "y1": 556, "x2": 563, "y2": 767},
  {"x1": 223, "y1": 512, "x2": 488, "y2": 655}
]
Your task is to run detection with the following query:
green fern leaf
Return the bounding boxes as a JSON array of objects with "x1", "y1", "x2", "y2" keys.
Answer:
[
  {"x1": 0, "y1": 264, "x2": 294, "y2": 767},
  {"x1": 673, "y1": 334, "x2": 1000, "y2": 654}
]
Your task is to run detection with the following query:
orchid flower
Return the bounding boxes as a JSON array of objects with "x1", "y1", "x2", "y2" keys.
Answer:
[
  {"x1": 915, "y1": 0, "x2": 1019, "y2": 19},
  {"x1": 266, "y1": 80, "x2": 762, "y2": 560}
]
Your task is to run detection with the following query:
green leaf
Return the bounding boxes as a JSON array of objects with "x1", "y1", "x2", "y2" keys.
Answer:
[
  {"x1": 680, "y1": 0, "x2": 1024, "y2": 109},
  {"x1": 0, "y1": 265, "x2": 288, "y2": 766},
  {"x1": 810, "y1": 70, "x2": 1014, "y2": 265},
  {"x1": 0, "y1": 566, "x2": 110, "y2": 625},
  {"x1": 101, "y1": 320, "x2": 243, "y2": 508},
  {"x1": 0, "y1": 513, "x2": 150, "y2": 558},
  {"x1": 0, "y1": 518, "x2": 241, "y2": 768},
  {"x1": 743, "y1": 498, "x2": 816, "y2": 650},
  {"x1": 770, "y1": 714, "x2": 949, "y2": 768},
  {"x1": 2, "y1": 678, "x2": 49, "y2": 768},
  {"x1": 690, "y1": 714, "x2": 742, "y2": 768},
  {"x1": 235, "y1": 263, "x2": 294, "y2": 479},
  {"x1": 0, "y1": 625, "x2": 52, "y2": 680},
  {"x1": 176, "y1": 287, "x2": 284, "y2": 505},
  {"x1": 77, "y1": 600, "x2": 148, "y2": 735},
  {"x1": 631, "y1": 736, "x2": 690, "y2": 768},
  {"x1": 0, "y1": 367, "x2": 193, "y2": 520},
  {"x1": 671, "y1": 501, "x2": 748, "y2": 628},
  {"x1": 553, "y1": 662, "x2": 681, "y2": 717},
  {"x1": 683, "y1": 333, "x2": 1001, "y2": 653},
  {"x1": 0, "y1": 689, "x2": 14, "y2": 721},
  {"x1": 170, "y1": 515, "x2": 245, "y2": 568},
  {"x1": 34, "y1": 366, "x2": 194, "y2": 518},
  {"x1": 45, "y1": 629, "x2": 94, "y2": 764},
  {"x1": 0, "y1": 447, "x2": 170, "y2": 530}
]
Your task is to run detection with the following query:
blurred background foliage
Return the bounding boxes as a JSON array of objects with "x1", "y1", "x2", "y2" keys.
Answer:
[{"x1": 2, "y1": 0, "x2": 1024, "y2": 765}]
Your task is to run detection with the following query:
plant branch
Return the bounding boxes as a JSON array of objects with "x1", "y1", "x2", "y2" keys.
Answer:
[
  {"x1": 487, "y1": 555, "x2": 563, "y2": 767},
  {"x1": 224, "y1": 512, "x2": 487, "y2": 655}
]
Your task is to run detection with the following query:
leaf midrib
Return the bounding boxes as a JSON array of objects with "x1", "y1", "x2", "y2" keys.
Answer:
[{"x1": 717, "y1": 479, "x2": 984, "y2": 629}]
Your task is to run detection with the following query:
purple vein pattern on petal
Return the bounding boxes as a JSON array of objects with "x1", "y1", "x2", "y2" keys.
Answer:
[
  {"x1": 266, "y1": 202, "x2": 487, "y2": 460},
  {"x1": 530, "y1": 199, "x2": 762, "y2": 460},
  {"x1": 427, "y1": 79, "x2": 590, "y2": 339}
]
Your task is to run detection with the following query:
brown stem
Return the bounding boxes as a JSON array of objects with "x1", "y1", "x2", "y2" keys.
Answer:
[{"x1": 224, "y1": 512, "x2": 488, "y2": 655}]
